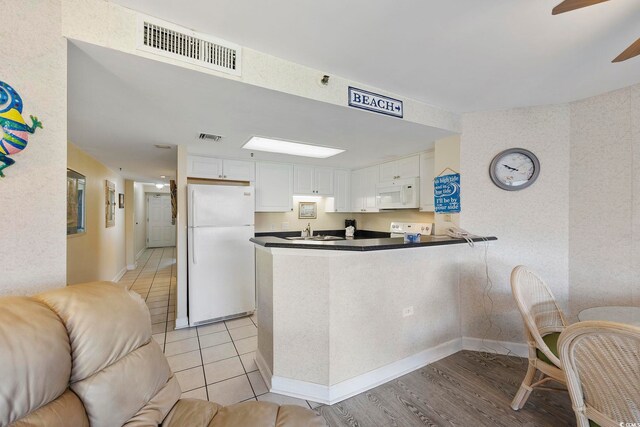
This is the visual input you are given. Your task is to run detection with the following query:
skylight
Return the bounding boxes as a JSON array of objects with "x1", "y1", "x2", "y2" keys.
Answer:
[{"x1": 242, "y1": 137, "x2": 345, "y2": 158}]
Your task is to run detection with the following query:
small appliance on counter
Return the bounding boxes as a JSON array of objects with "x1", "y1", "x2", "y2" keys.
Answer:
[
  {"x1": 345, "y1": 219, "x2": 356, "y2": 238},
  {"x1": 390, "y1": 222, "x2": 433, "y2": 242}
]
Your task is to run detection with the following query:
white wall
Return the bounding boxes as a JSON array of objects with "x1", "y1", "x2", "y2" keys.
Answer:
[
  {"x1": 569, "y1": 84, "x2": 640, "y2": 314},
  {"x1": 0, "y1": 1, "x2": 67, "y2": 295},
  {"x1": 459, "y1": 105, "x2": 571, "y2": 342},
  {"x1": 67, "y1": 143, "x2": 126, "y2": 284}
]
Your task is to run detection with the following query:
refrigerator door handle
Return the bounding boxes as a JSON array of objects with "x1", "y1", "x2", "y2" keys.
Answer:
[
  {"x1": 191, "y1": 189, "x2": 196, "y2": 226},
  {"x1": 192, "y1": 229, "x2": 197, "y2": 264}
]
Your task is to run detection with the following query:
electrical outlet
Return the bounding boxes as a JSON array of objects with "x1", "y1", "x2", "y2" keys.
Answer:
[
  {"x1": 402, "y1": 306, "x2": 414, "y2": 317},
  {"x1": 443, "y1": 214, "x2": 452, "y2": 222},
  {"x1": 281, "y1": 222, "x2": 289, "y2": 230},
  {"x1": 270, "y1": 224, "x2": 276, "y2": 231}
]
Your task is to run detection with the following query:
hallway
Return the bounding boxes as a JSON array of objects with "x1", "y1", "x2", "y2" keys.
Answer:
[{"x1": 118, "y1": 248, "x2": 320, "y2": 409}]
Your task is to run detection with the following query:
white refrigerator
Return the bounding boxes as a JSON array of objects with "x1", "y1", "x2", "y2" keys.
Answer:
[{"x1": 188, "y1": 184, "x2": 255, "y2": 326}]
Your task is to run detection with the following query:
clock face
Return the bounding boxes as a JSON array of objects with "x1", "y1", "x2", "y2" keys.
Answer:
[{"x1": 489, "y1": 148, "x2": 540, "y2": 191}]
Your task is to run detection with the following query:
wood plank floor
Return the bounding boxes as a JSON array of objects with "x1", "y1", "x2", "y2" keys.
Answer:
[{"x1": 318, "y1": 351, "x2": 575, "y2": 427}]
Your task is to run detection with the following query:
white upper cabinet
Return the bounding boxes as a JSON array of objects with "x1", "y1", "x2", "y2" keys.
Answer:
[
  {"x1": 351, "y1": 165, "x2": 379, "y2": 212},
  {"x1": 255, "y1": 162, "x2": 293, "y2": 212},
  {"x1": 379, "y1": 155, "x2": 420, "y2": 181},
  {"x1": 293, "y1": 165, "x2": 333, "y2": 195},
  {"x1": 419, "y1": 151, "x2": 435, "y2": 212},
  {"x1": 331, "y1": 169, "x2": 351, "y2": 212},
  {"x1": 188, "y1": 156, "x2": 255, "y2": 181}
]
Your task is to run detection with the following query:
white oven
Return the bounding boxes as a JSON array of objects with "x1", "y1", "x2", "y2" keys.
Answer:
[{"x1": 376, "y1": 177, "x2": 419, "y2": 209}]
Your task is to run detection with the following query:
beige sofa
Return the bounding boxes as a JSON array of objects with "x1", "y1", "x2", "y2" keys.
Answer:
[{"x1": 0, "y1": 282, "x2": 325, "y2": 427}]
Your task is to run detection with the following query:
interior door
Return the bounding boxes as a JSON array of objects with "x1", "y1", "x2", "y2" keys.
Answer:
[{"x1": 147, "y1": 194, "x2": 176, "y2": 247}]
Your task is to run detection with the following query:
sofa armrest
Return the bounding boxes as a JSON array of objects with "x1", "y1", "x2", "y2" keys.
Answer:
[
  {"x1": 162, "y1": 399, "x2": 221, "y2": 427},
  {"x1": 206, "y1": 401, "x2": 326, "y2": 427}
]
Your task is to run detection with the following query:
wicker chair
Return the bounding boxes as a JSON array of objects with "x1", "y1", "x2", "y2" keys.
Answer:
[
  {"x1": 558, "y1": 321, "x2": 640, "y2": 427},
  {"x1": 510, "y1": 265, "x2": 567, "y2": 410}
]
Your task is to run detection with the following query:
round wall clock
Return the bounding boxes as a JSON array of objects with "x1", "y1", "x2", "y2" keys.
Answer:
[{"x1": 489, "y1": 148, "x2": 540, "y2": 191}]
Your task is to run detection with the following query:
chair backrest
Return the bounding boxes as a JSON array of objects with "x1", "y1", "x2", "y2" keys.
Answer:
[
  {"x1": 511, "y1": 265, "x2": 567, "y2": 366},
  {"x1": 558, "y1": 321, "x2": 640, "y2": 427}
]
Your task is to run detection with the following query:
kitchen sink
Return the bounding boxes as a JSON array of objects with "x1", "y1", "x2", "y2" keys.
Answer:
[{"x1": 285, "y1": 235, "x2": 345, "y2": 241}]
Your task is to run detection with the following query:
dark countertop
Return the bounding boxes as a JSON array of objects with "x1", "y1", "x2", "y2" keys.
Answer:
[{"x1": 251, "y1": 229, "x2": 497, "y2": 252}]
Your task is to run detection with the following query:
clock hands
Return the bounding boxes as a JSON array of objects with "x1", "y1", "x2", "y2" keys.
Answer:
[{"x1": 502, "y1": 164, "x2": 519, "y2": 172}]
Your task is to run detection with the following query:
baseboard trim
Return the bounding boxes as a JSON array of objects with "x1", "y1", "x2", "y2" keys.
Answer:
[
  {"x1": 127, "y1": 263, "x2": 137, "y2": 271},
  {"x1": 136, "y1": 248, "x2": 145, "y2": 260},
  {"x1": 255, "y1": 351, "x2": 273, "y2": 391},
  {"x1": 174, "y1": 317, "x2": 189, "y2": 330},
  {"x1": 266, "y1": 338, "x2": 462, "y2": 405},
  {"x1": 112, "y1": 267, "x2": 127, "y2": 283},
  {"x1": 462, "y1": 336, "x2": 528, "y2": 357}
]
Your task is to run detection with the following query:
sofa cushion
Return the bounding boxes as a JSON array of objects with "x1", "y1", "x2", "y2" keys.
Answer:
[
  {"x1": 0, "y1": 297, "x2": 76, "y2": 426},
  {"x1": 161, "y1": 398, "x2": 222, "y2": 426},
  {"x1": 9, "y1": 389, "x2": 89, "y2": 427},
  {"x1": 35, "y1": 282, "x2": 151, "y2": 382},
  {"x1": 208, "y1": 401, "x2": 326, "y2": 427}
]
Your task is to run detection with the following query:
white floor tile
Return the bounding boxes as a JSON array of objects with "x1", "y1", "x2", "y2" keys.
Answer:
[
  {"x1": 181, "y1": 387, "x2": 207, "y2": 400},
  {"x1": 165, "y1": 328, "x2": 197, "y2": 343},
  {"x1": 201, "y1": 342, "x2": 237, "y2": 365},
  {"x1": 239, "y1": 352, "x2": 258, "y2": 373},
  {"x1": 164, "y1": 337, "x2": 199, "y2": 357},
  {"x1": 175, "y1": 366, "x2": 206, "y2": 392},
  {"x1": 204, "y1": 357, "x2": 245, "y2": 384},
  {"x1": 207, "y1": 376, "x2": 254, "y2": 406},
  {"x1": 234, "y1": 336, "x2": 257, "y2": 355},
  {"x1": 225, "y1": 317, "x2": 254, "y2": 330},
  {"x1": 229, "y1": 324, "x2": 257, "y2": 341},
  {"x1": 247, "y1": 371, "x2": 268, "y2": 396},
  {"x1": 166, "y1": 350, "x2": 202, "y2": 372},
  {"x1": 199, "y1": 331, "x2": 231, "y2": 349},
  {"x1": 197, "y1": 322, "x2": 227, "y2": 336}
]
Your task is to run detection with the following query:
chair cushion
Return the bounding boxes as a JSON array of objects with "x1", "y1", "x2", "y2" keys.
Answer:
[{"x1": 536, "y1": 332, "x2": 560, "y2": 367}]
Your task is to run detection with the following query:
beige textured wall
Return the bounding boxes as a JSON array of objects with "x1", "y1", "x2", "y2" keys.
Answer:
[
  {"x1": 134, "y1": 182, "x2": 147, "y2": 259},
  {"x1": 0, "y1": 1, "x2": 67, "y2": 295},
  {"x1": 569, "y1": 84, "x2": 640, "y2": 315},
  {"x1": 460, "y1": 104, "x2": 571, "y2": 342},
  {"x1": 67, "y1": 143, "x2": 126, "y2": 284}
]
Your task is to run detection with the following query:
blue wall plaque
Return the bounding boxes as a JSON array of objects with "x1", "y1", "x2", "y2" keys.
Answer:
[
  {"x1": 434, "y1": 173, "x2": 461, "y2": 213},
  {"x1": 348, "y1": 87, "x2": 403, "y2": 118}
]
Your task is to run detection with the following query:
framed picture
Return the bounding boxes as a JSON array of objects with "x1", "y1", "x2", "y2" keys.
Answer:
[
  {"x1": 119, "y1": 193, "x2": 125, "y2": 209},
  {"x1": 298, "y1": 202, "x2": 317, "y2": 219},
  {"x1": 105, "y1": 180, "x2": 116, "y2": 228}
]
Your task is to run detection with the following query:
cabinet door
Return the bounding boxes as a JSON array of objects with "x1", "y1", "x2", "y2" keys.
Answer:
[
  {"x1": 333, "y1": 169, "x2": 350, "y2": 212},
  {"x1": 188, "y1": 156, "x2": 223, "y2": 179},
  {"x1": 350, "y1": 169, "x2": 364, "y2": 212},
  {"x1": 379, "y1": 161, "x2": 397, "y2": 182},
  {"x1": 362, "y1": 165, "x2": 380, "y2": 212},
  {"x1": 314, "y1": 167, "x2": 334, "y2": 195},
  {"x1": 419, "y1": 152, "x2": 435, "y2": 212},
  {"x1": 293, "y1": 165, "x2": 315, "y2": 195},
  {"x1": 223, "y1": 159, "x2": 255, "y2": 181},
  {"x1": 396, "y1": 155, "x2": 420, "y2": 178},
  {"x1": 256, "y1": 162, "x2": 293, "y2": 212}
]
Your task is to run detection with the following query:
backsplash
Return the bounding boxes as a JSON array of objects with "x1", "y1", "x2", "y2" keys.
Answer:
[{"x1": 255, "y1": 196, "x2": 435, "y2": 233}]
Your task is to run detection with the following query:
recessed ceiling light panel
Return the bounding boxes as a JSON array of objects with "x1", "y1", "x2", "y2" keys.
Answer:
[{"x1": 242, "y1": 137, "x2": 345, "y2": 158}]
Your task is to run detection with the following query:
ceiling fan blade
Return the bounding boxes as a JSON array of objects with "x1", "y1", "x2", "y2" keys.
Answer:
[
  {"x1": 552, "y1": 0, "x2": 609, "y2": 15},
  {"x1": 612, "y1": 38, "x2": 640, "y2": 62}
]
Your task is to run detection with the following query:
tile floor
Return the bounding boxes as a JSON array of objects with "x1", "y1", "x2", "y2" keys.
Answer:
[{"x1": 119, "y1": 247, "x2": 321, "y2": 410}]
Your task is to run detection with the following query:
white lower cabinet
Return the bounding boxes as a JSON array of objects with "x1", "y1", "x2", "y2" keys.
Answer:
[
  {"x1": 419, "y1": 151, "x2": 435, "y2": 212},
  {"x1": 255, "y1": 162, "x2": 293, "y2": 212},
  {"x1": 351, "y1": 165, "x2": 379, "y2": 212}
]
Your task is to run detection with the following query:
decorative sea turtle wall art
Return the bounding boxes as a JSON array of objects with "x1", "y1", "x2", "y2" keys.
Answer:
[{"x1": 0, "y1": 81, "x2": 43, "y2": 177}]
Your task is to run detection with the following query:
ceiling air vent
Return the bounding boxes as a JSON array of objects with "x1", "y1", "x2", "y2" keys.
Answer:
[
  {"x1": 137, "y1": 16, "x2": 241, "y2": 76},
  {"x1": 198, "y1": 133, "x2": 223, "y2": 142}
]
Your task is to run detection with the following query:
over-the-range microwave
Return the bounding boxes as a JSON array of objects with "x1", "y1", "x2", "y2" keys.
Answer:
[{"x1": 376, "y1": 177, "x2": 420, "y2": 209}]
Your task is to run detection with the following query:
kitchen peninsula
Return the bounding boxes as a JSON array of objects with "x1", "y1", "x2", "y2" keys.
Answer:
[{"x1": 251, "y1": 232, "x2": 496, "y2": 405}]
